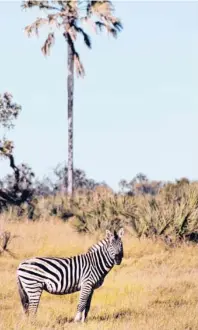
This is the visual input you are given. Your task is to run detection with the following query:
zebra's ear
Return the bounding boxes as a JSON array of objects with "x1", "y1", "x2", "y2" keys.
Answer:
[
  {"x1": 118, "y1": 228, "x2": 124, "y2": 238},
  {"x1": 106, "y1": 230, "x2": 114, "y2": 240}
]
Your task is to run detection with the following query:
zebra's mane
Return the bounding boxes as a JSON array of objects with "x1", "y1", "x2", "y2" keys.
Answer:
[{"x1": 87, "y1": 238, "x2": 108, "y2": 253}]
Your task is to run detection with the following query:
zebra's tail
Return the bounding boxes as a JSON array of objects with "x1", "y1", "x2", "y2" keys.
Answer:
[{"x1": 17, "y1": 276, "x2": 29, "y2": 314}]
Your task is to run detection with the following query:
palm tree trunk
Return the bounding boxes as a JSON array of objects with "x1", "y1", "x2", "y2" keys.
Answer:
[{"x1": 67, "y1": 41, "x2": 74, "y2": 196}]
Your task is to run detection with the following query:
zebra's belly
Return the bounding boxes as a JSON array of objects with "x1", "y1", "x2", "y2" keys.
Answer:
[{"x1": 43, "y1": 279, "x2": 81, "y2": 295}]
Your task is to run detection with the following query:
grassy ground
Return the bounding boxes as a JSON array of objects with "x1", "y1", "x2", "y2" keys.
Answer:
[{"x1": 0, "y1": 217, "x2": 198, "y2": 330}]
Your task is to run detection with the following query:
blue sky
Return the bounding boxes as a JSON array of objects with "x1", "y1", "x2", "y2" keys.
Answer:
[{"x1": 0, "y1": 1, "x2": 198, "y2": 190}]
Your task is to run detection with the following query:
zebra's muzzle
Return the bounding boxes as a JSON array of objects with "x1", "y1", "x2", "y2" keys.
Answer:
[{"x1": 114, "y1": 256, "x2": 122, "y2": 265}]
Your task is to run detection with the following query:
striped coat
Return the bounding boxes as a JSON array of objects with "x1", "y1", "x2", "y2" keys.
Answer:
[{"x1": 17, "y1": 228, "x2": 124, "y2": 322}]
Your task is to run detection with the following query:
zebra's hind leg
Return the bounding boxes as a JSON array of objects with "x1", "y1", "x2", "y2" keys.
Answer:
[
  {"x1": 17, "y1": 277, "x2": 29, "y2": 315},
  {"x1": 18, "y1": 277, "x2": 43, "y2": 317},
  {"x1": 27, "y1": 286, "x2": 43, "y2": 316}
]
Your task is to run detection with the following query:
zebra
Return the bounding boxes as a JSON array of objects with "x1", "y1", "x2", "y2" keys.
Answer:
[{"x1": 16, "y1": 228, "x2": 124, "y2": 322}]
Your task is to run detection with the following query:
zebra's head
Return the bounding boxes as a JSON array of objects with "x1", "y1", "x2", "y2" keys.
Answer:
[{"x1": 106, "y1": 228, "x2": 124, "y2": 265}]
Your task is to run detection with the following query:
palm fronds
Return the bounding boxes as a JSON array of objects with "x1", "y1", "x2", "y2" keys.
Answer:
[
  {"x1": 73, "y1": 23, "x2": 92, "y2": 48},
  {"x1": 85, "y1": 0, "x2": 123, "y2": 37},
  {"x1": 22, "y1": 0, "x2": 122, "y2": 75},
  {"x1": 41, "y1": 32, "x2": 55, "y2": 55}
]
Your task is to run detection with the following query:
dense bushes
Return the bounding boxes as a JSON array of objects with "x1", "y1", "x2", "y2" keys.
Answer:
[
  {"x1": 3, "y1": 179, "x2": 198, "y2": 243},
  {"x1": 68, "y1": 181, "x2": 198, "y2": 242}
]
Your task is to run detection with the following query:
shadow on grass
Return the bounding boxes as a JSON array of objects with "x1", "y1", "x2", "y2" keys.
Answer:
[
  {"x1": 56, "y1": 315, "x2": 74, "y2": 324},
  {"x1": 56, "y1": 308, "x2": 132, "y2": 325},
  {"x1": 151, "y1": 298, "x2": 188, "y2": 308},
  {"x1": 91, "y1": 308, "x2": 132, "y2": 321}
]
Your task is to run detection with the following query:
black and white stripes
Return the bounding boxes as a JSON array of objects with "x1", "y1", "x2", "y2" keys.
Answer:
[{"x1": 16, "y1": 228, "x2": 124, "y2": 322}]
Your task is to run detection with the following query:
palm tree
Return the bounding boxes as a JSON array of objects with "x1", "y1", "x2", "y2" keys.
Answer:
[{"x1": 22, "y1": 0, "x2": 122, "y2": 196}]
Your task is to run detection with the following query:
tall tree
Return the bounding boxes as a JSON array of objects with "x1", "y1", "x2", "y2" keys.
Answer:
[{"x1": 22, "y1": 0, "x2": 122, "y2": 196}]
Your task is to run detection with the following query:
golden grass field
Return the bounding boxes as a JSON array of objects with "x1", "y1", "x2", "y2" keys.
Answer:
[{"x1": 0, "y1": 216, "x2": 198, "y2": 330}]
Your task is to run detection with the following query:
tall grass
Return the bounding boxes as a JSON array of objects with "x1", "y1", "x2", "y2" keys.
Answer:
[{"x1": 1, "y1": 219, "x2": 198, "y2": 329}]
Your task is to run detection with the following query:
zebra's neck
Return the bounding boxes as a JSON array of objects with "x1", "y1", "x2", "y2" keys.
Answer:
[
  {"x1": 88, "y1": 239, "x2": 114, "y2": 276},
  {"x1": 87, "y1": 238, "x2": 108, "y2": 253}
]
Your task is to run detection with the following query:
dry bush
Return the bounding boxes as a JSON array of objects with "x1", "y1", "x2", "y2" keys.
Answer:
[
  {"x1": 0, "y1": 230, "x2": 18, "y2": 257},
  {"x1": 69, "y1": 182, "x2": 198, "y2": 242},
  {"x1": 3, "y1": 181, "x2": 198, "y2": 243}
]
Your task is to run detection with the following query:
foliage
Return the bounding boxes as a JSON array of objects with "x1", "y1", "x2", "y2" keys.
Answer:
[
  {"x1": 53, "y1": 163, "x2": 106, "y2": 192},
  {"x1": 3, "y1": 177, "x2": 198, "y2": 243},
  {"x1": 34, "y1": 177, "x2": 55, "y2": 196},
  {"x1": 0, "y1": 92, "x2": 35, "y2": 216},
  {"x1": 119, "y1": 173, "x2": 163, "y2": 196},
  {"x1": 8, "y1": 164, "x2": 106, "y2": 198},
  {"x1": 64, "y1": 181, "x2": 198, "y2": 240},
  {"x1": 0, "y1": 92, "x2": 21, "y2": 130},
  {"x1": 21, "y1": 0, "x2": 122, "y2": 76},
  {"x1": 0, "y1": 92, "x2": 21, "y2": 158}
]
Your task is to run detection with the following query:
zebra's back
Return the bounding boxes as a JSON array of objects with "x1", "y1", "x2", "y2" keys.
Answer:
[{"x1": 17, "y1": 255, "x2": 85, "y2": 295}]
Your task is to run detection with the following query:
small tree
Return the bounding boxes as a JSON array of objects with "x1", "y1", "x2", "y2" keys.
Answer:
[
  {"x1": 22, "y1": 0, "x2": 122, "y2": 196},
  {"x1": 0, "y1": 92, "x2": 35, "y2": 214},
  {"x1": 53, "y1": 163, "x2": 104, "y2": 192},
  {"x1": 119, "y1": 173, "x2": 162, "y2": 196}
]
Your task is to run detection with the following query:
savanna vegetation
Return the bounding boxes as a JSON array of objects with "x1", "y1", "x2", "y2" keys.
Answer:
[
  {"x1": 1, "y1": 220, "x2": 198, "y2": 330},
  {"x1": 1, "y1": 93, "x2": 197, "y2": 241},
  {"x1": 1, "y1": 137, "x2": 198, "y2": 329}
]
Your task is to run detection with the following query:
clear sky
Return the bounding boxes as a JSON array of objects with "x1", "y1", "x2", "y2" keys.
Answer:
[{"x1": 0, "y1": 1, "x2": 198, "y2": 190}]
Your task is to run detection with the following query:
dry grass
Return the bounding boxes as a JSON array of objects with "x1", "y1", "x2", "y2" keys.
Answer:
[{"x1": 0, "y1": 217, "x2": 198, "y2": 330}]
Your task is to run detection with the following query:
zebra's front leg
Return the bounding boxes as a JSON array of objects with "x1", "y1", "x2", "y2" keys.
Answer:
[
  {"x1": 74, "y1": 285, "x2": 93, "y2": 323},
  {"x1": 83, "y1": 290, "x2": 94, "y2": 321}
]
